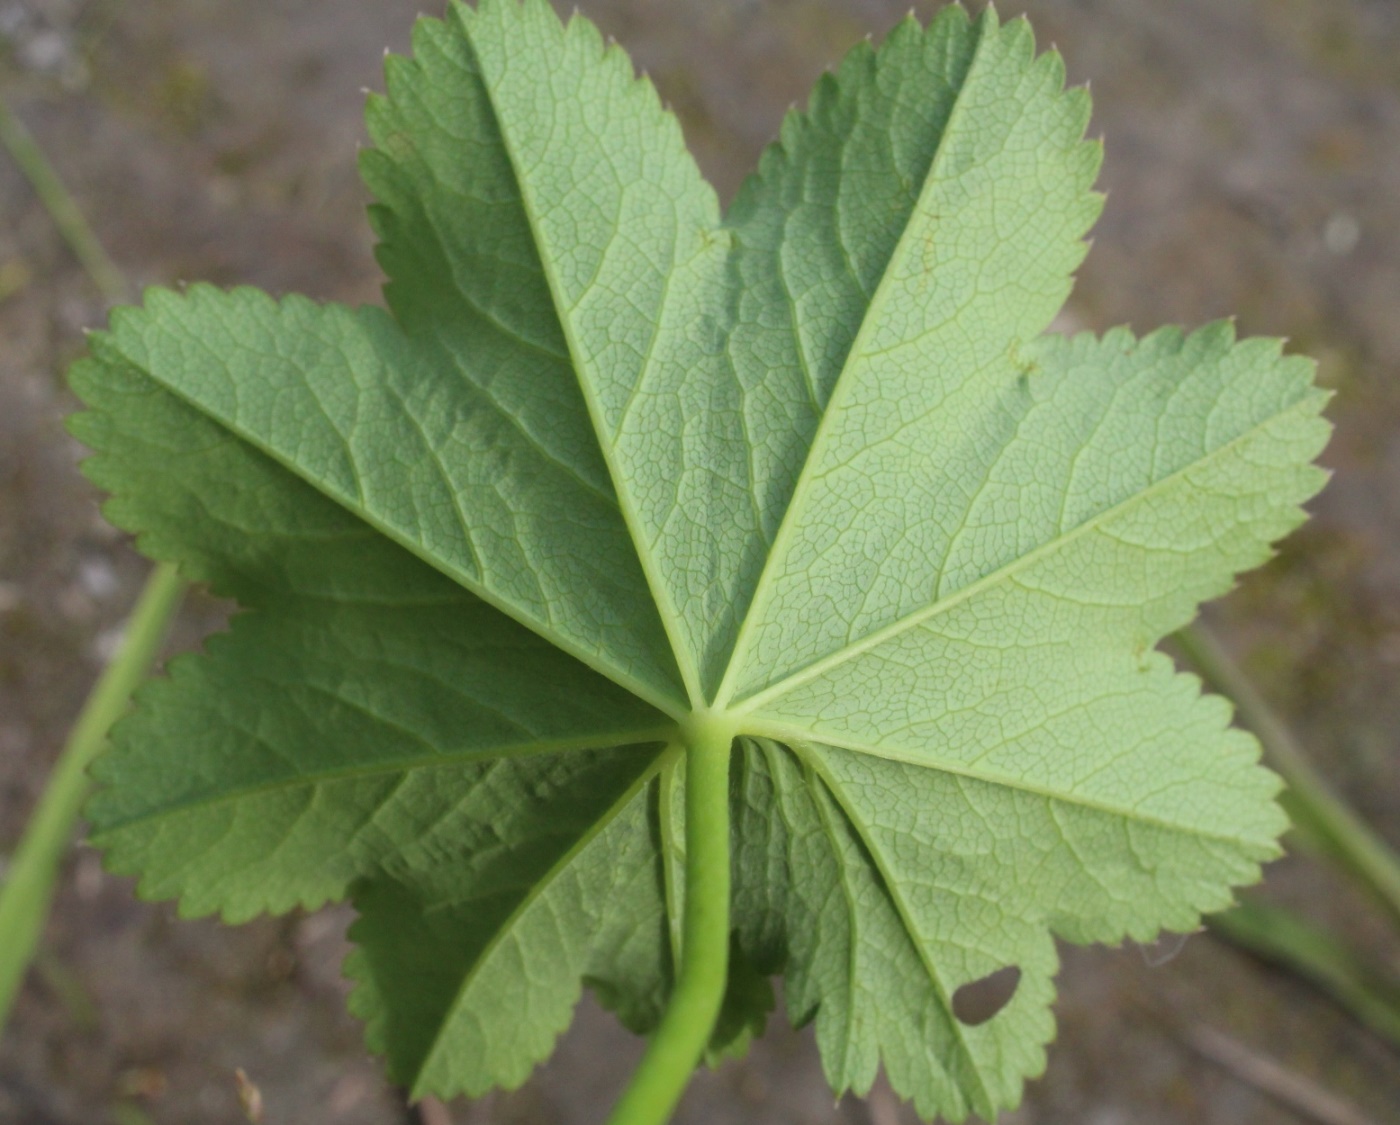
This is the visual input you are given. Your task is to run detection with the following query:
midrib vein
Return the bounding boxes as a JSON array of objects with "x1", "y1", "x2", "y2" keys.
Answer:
[
  {"x1": 802, "y1": 759, "x2": 866, "y2": 1082},
  {"x1": 805, "y1": 748, "x2": 994, "y2": 1115},
  {"x1": 123, "y1": 361, "x2": 684, "y2": 719},
  {"x1": 712, "y1": 12, "x2": 992, "y2": 710},
  {"x1": 467, "y1": 26, "x2": 705, "y2": 708},
  {"x1": 416, "y1": 746, "x2": 672, "y2": 1091},
  {"x1": 762, "y1": 725, "x2": 1274, "y2": 850},
  {"x1": 97, "y1": 727, "x2": 678, "y2": 836},
  {"x1": 733, "y1": 395, "x2": 1317, "y2": 714}
]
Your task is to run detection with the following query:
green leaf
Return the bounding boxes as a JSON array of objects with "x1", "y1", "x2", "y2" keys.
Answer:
[
  {"x1": 346, "y1": 758, "x2": 670, "y2": 1097},
  {"x1": 69, "y1": 1, "x2": 1331, "y2": 1120},
  {"x1": 717, "y1": 10, "x2": 1103, "y2": 704}
]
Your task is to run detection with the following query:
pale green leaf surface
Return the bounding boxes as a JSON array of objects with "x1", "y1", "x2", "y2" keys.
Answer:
[
  {"x1": 714, "y1": 8, "x2": 982, "y2": 699},
  {"x1": 733, "y1": 739, "x2": 1054, "y2": 1121},
  {"x1": 69, "y1": 1, "x2": 1332, "y2": 1120},
  {"x1": 721, "y1": 10, "x2": 1103, "y2": 703},
  {"x1": 726, "y1": 10, "x2": 977, "y2": 423},
  {"x1": 366, "y1": 0, "x2": 753, "y2": 696},
  {"x1": 723, "y1": 326, "x2": 1324, "y2": 1115}
]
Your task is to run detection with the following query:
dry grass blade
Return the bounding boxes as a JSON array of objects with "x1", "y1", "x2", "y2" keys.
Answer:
[{"x1": 1187, "y1": 1025, "x2": 1379, "y2": 1125}]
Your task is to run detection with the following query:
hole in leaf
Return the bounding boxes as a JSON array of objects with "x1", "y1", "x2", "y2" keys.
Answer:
[{"x1": 952, "y1": 965, "x2": 1021, "y2": 1026}]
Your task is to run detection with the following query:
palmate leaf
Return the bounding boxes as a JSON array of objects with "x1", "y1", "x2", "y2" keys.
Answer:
[{"x1": 68, "y1": 0, "x2": 1330, "y2": 1120}]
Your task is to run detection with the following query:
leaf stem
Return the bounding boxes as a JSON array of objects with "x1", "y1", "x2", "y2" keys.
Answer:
[
  {"x1": 0, "y1": 563, "x2": 184, "y2": 1029},
  {"x1": 1176, "y1": 622, "x2": 1400, "y2": 931},
  {"x1": 606, "y1": 719, "x2": 733, "y2": 1125}
]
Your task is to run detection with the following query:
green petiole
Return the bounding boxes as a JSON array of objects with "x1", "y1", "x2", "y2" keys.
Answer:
[{"x1": 606, "y1": 716, "x2": 734, "y2": 1125}]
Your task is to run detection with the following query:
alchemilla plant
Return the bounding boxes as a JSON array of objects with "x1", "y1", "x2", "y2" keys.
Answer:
[{"x1": 67, "y1": 1, "x2": 1330, "y2": 1122}]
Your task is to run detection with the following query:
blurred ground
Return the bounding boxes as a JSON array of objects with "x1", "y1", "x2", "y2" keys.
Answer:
[{"x1": 2, "y1": 0, "x2": 1399, "y2": 1122}]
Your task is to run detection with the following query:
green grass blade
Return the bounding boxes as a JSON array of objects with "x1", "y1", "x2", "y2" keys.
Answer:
[
  {"x1": 0, "y1": 96, "x2": 126, "y2": 302},
  {"x1": 0, "y1": 92, "x2": 185, "y2": 1036},
  {"x1": 0, "y1": 563, "x2": 183, "y2": 1029},
  {"x1": 1177, "y1": 623, "x2": 1400, "y2": 932},
  {"x1": 1209, "y1": 898, "x2": 1400, "y2": 1050}
]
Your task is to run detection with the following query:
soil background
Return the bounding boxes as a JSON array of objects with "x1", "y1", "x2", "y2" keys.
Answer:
[{"x1": 2, "y1": 1, "x2": 1399, "y2": 1123}]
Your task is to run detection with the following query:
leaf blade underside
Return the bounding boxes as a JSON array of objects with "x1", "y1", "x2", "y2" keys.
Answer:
[
  {"x1": 719, "y1": 7, "x2": 1104, "y2": 706},
  {"x1": 70, "y1": 1, "x2": 1331, "y2": 1120}
]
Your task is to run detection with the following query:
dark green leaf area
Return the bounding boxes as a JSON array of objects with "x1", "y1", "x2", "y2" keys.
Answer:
[
  {"x1": 75, "y1": 319, "x2": 673, "y2": 923},
  {"x1": 70, "y1": 337, "x2": 488, "y2": 609},
  {"x1": 82, "y1": 283, "x2": 685, "y2": 709},
  {"x1": 347, "y1": 755, "x2": 669, "y2": 1099},
  {"x1": 88, "y1": 598, "x2": 672, "y2": 922},
  {"x1": 702, "y1": 936, "x2": 776, "y2": 1065}
]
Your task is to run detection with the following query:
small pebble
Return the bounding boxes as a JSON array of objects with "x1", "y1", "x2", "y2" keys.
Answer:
[{"x1": 1323, "y1": 211, "x2": 1361, "y2": 255}]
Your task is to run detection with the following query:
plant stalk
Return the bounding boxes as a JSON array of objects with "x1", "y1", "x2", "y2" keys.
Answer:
[
  {"x1": 606, "y1": 722, "x2": 733, "y2": 1125},
  {"x1": 0, "y1": 96, "x2": 127, "y2": 302},
  {"x1": 1176, "y1": 622, "x2": 1400, "y2": 931},
  {"x1": 0, "y1": 90, "x2": 186, "y2": 1035},
  {"x1": 1209, "y1": 899, "x2": 1400, "y2": 1051},
  {"x1": 0, "y1": 563, "x2": 184, "y2": 1028}
]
